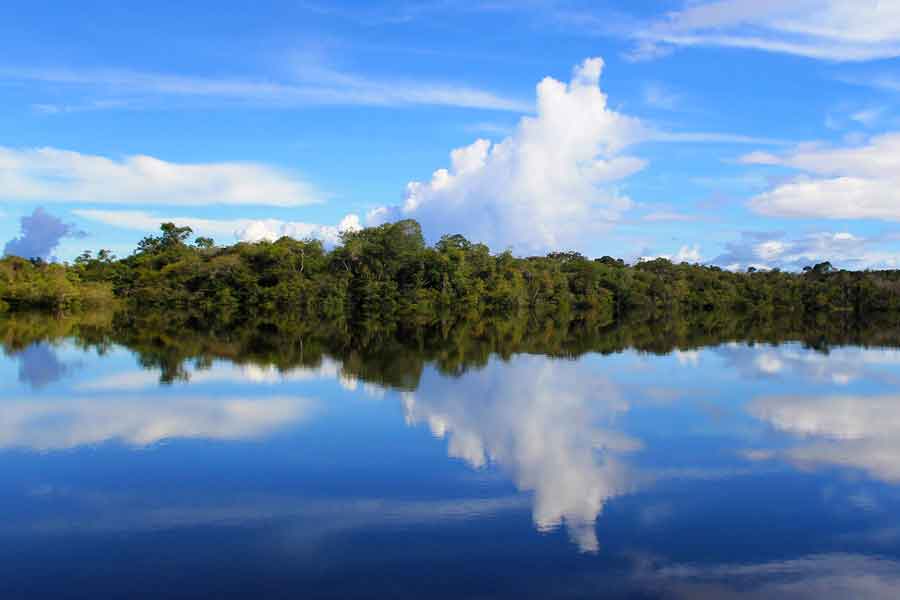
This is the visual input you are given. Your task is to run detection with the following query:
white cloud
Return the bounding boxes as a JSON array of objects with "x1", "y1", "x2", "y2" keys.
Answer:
[
  {"x1": 2, "y1": 64, "x2": 531, "y2": 112},
  {"x1": 237, "y1": 214, "x2": 362, "y2": 246},
  {"x1": 850, "y1": 106, "x2": 887, "y2": 127},
  {"x1": 31, "y1": 99, "x2": 132, "y2": 115},
  {"x1": 642, "y1": 82, "x2": 681, "y2": 110},
  {"x1": 713, "y1": 230, "x2": 900, "y2": 271},
  {"x1": 0, "y1": 146, "x2": 320, "y2": 207},
  {"x1": 857, "y1": 73, "x2": 900, "y2": 94},
  {"x1": 640, "y1": 245, "x2": 703, "y2": 264},
  {"x1": 401, "y1": 355, "x2": 640, "y2": 552},
  {"x1": 73, "y1": 209, "x2": 361, "y2": 246},
  {"x1": 650, "y1": 131, "x2": 790, "y2": 145},
  {"x1": 634, "y1": 1, "x2": 900, "y2": 62},
  {"x1": 745, "y1": 133, "x2": 900, "y2": 221},
  {"x1": 73, "y1": 209, "x2": 250, "y2": 238},
  {"x1": 368, "y1": 57, "x2": 647, "y2": 253},
  {"x1": 675, "y1": 245, "x2": 703, "y2": 263},
  {"x1": 0, "y1": 394, "x2": 316, "y2": 450}
]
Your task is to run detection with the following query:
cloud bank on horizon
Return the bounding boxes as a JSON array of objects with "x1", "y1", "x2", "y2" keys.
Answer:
[{"x1": 3, "y1": 0, "x2": 900, "y2": 269}]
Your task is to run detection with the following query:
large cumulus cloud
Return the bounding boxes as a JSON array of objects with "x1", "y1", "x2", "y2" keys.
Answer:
[{"x1": 369, "y1": 57, "x2": 647, "y2": 254}]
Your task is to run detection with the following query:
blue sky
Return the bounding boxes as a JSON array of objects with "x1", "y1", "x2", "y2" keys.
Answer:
[{"x1": 2, "y1": 0, "x2": 900, "y2": 269}]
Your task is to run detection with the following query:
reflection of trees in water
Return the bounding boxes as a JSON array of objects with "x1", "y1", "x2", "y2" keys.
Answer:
[
  {"x1": 5, "y1": 309, "x2": 900, "y2": 392},
  {"x1": 7, "y1": 309, "x2": 900, "y2": 558}
]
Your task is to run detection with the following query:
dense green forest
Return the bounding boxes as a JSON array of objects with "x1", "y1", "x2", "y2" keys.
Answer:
[{"x1": 3, "y1": 219, "x2": 900, "y2": 326}]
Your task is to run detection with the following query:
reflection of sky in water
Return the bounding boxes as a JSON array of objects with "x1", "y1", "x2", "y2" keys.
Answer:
[
  {"x1": 9, "y1": 343, "x2": 73, "y2": 389},
  {"x1": 3, "y1": 340, "x2": 900, "y2": 596}
]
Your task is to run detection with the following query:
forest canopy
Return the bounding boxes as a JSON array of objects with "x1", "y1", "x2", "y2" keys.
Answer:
[{"x1": 2, "y1": 220, "x2": 900, "y2": 325}]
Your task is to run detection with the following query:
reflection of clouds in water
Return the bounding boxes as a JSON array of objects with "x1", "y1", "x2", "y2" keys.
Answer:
[
  {"x1": 749, "y1": 394, "x2": 900, "y2": 483},
  {"x1": 0, "y1": 395, "x2": 316, "y2": 450},
  {"x1": 646, "y1": 553, "x2": 900, "y2": 599},
  {"x1": 192, "y1": 360, "x2": 360, "y2": 391},
  {"x1": 673, "y1": 349, "x2": 700, "y2": 367},
  {"x1": 78, "y1": 358, "x2": 374, "y2": 394},
  {"x1": 14, "y1": 343, "x2": 71, "y2": 389},
  {"x1": 75, "y1": 369, "x2": 160, "y2": 391},
  {"x1": 10, "y1": 490, "x2": 527, "y2": 538},
  {"x1": 402, "y1": 356, "x2": 640, "y2": 552},
  {"x1": 715, "y1": 344, "x2": 900, "y2": 385}
]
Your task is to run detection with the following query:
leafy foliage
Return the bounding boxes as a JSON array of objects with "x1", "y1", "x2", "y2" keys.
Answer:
[{"x1": 4, "y1": 220, "x2": 900, "y2": 325}]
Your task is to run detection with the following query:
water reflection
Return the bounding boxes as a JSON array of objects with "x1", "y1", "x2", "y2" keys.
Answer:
[
  {"x1": 749, "y1": 394, "x2": 900, "y2": 483},
  {"x1": 645, "y1": 554, "x2": 900, "y2": 599},
  {"x1": 4, "y1": 313, "x2": 900, "y2": 596},
  {"x1": 716, "y1": 343, "x2": 900, "y2": 385},
  {"x1": 12, "y1": 343, "x2": 72, "y2": 389},
  {"x1": 80, "y1": 359, "x2": 365, "y2": 392},
  {"x1": 403, "y1": 356, "x2": 639, "y2": 552},
  {"x1": 0, "y1": 394, "x2": 317, "y2": 450}
]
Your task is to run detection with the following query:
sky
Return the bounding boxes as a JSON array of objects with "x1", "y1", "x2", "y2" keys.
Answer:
[{"x1": 2, "y1": 0, "x2": 900, "y2": 270}]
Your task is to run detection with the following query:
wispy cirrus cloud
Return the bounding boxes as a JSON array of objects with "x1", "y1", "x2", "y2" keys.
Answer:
[
  {"x1": 629, "y1": 1, "x2": 900, "y2": 62},
  {"x1": 0, "y1": 63, "x2": 532, "y2": 113}
]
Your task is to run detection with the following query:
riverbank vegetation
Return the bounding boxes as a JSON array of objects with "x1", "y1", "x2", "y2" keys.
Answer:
[
  {"x1": 3, "y1": 220, "x2": 900, "y2": 324},
  {"x1": 0, "y1": 255, "x2": 115, "y2": 313}
]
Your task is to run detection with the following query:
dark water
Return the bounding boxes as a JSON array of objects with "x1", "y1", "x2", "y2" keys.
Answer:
[{"x1": 3, "y1": 315, "x2": 900, "y2": 598}]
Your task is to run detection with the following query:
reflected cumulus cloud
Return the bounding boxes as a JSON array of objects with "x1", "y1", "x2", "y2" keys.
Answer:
[
  {"x1": 401, "y1": 356, "x2": 640, "y2": 552},
  {"x1": 749, "y1": 394, "x2": 900, "y2": 483},
  {"x1": 716, "y1": 344, "x2": 900, "y2": 385},
  {"x1": 0, "y1": 394, "x2": 316, "y2": 450}
]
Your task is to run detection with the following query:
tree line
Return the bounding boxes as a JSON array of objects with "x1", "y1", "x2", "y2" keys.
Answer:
[{"x1": 2, "y1": 219, "x2": 900, "y2": 324}]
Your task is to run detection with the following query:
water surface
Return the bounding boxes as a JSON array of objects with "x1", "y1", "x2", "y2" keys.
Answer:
[{"x1": 3, "y1": 316, "x2": 900, "y2": 598}]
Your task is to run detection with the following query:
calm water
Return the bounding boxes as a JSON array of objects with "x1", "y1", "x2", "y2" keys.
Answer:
[{"x1": 4, "y1": 318, "x2": 900, "y2": 598}]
